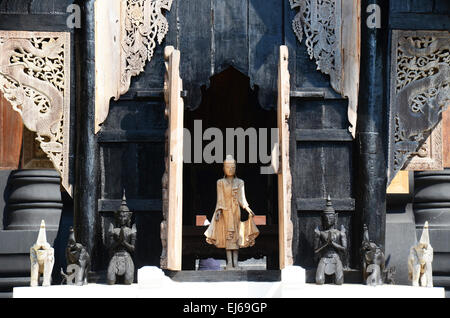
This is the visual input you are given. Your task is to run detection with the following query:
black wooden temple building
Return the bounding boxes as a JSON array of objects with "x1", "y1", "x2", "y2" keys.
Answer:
[{"x1": 0, "y1": 0, "x2": 449, "y2": 297}]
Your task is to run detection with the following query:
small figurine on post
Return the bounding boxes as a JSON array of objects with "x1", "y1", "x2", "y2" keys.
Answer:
[
  {"x1": 361, "y1": 224, "x2": 386, "y2": 286},
  {"x1": 107, "y1": 192, "x2": 137, "y2": 285},
  {"x1": 61, "y1": 227, "x2": 91, "y2": 285},
  {"x1": 30, "y1": 220, "x2": 55, "y2": 287},
  {"x1": 314, "y1": 196, "x2": 347, "y2": 285},
  {"x1": 204, "y1": 155, "x2": 259, "y2": 270},
  {"x1": 408, "y1": 221, "x2": 433, "y2": 287}
]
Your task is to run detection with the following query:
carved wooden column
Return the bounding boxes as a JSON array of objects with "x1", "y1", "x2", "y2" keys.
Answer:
[
  {"x1": 355, "y1": 0, "x2": 388, "y2": 248},
  {"x1": 74, "y1": 0, "x2": 100, "y2": 267}
]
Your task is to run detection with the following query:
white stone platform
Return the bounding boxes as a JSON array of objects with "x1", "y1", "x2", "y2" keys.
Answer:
[{"x1": 13, "y1": 266, "x2": 445, "y2": 298}]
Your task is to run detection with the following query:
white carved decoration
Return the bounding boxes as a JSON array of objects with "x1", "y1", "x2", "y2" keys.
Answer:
[
  {"x1": 404, "y1": 121, "x2": 443, "y2": 171},
  {"x1": 0, "y1": 31, "x2": 71, "y2": 195},
  {"x1": 95, "y1": 0, "x2": 173, "y2": 134},
  {"x1": 289, "y1": 0, "x2": 361, "y2": 138}
]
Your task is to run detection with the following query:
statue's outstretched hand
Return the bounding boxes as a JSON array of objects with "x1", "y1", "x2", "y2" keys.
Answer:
[{"x1": 246, "y1": 207, "x2": 255, "y2": 216}]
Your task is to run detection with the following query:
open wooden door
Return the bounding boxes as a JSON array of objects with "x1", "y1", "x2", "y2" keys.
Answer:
[
  {"x1": 161, "y1": 46, "x2": 184, "y2": 271},
  {"x1": 277, "y1": 46, "x2": 294, "y2": 269}
]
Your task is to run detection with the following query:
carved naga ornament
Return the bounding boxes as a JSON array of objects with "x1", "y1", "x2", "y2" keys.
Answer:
[
  {"x1": 388, "y1": 31, "x2": 450, "y2": 184},
  {"x1": 289, "y1": 0, "x2": 361, "y2": 138},
  {"x1": 95, "y1": 0, "x2": 173, "y2": 133},
  {"x1": 0, "y1": 31, "x2": 72, "y2": 195}
]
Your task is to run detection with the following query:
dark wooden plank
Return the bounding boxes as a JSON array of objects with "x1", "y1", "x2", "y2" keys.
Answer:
[
  {"x1": 100, "y1": 142, "x2": 165, "y2": 200},
  {"x1": 389, "y1": 13, "x2": 450, "y2": 30},
  {"x1": 390, "y1": 0, "x2": 409, "y2": 13},
  {"x1": 98, "y1": 199, "x2": 162, "y2": 212},
  {"x1": 323, "y1": 143, "x2": 353, "y2": 198},
  {"x1": 5, "y1": 0, "x2": 30, "y2": 13},
  {"x1": 294, "y1": 144, "x2": 324, "y2": 199},
  {"x1": 213, "y1": 0, "x2": 249, "y2": 75},
  {"x1": 408, "y1": 0, "x2": 434, "y2": 13},
  {"x1": 390, "y1": 0, "x2": 434, "y2": 13},
  {"x1": 178, "y1": 0, "x2": 213, "y2": 109},
  {"x1": 294, "y1": 99, "x2": 349, "y2": 130},
  {"x1": 248, "y1": 0, "x2": 283, "y2": 110},
  {"x1": 434, "y1": 0, "x2": 450, "y2": 14},
  {"x1": 53, "y1": 0, "x2": 74, "y2": 14},
  {"x1": 97, "y1": 130, "x2": 165, "y2": 143},
  {"x1": 295, "y1": 129, "x2": 353, "y2": 142},
  {"x1": 296, "y1": 198, "x2": 355, "y2": 211},
  {"x1": 0, "y1": 1, "x2": 8, "y2": 12},
  {"x1": 291, "y1": 90, "x2": 325, "y2": 99},
  {"x1": 0, "y1": 14, "x2": 71, "y2": 31},
  {"x1": 118, "y1": 89, "x2": 165, "y2": 101},
  {"x1": 29, "y1": 0, "x2": 54, "y2": 14}
]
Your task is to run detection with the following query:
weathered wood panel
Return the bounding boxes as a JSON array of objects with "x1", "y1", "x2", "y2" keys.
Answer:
[
  {"x1": 249, "y1": 0, "x2": 283, "y2": 110},
  {"x1": 213, "y1": 0, "x2": 248, "y2": 75},
  {"x1": 177, "y1": 0, "x2": 212, "y2": 110}
]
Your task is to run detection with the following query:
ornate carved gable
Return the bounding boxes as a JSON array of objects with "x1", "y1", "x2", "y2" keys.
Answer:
[
  {"x1": 0, "y1": 31, "x2": 72, "y2": 195},
  {"x1": 388, "y1": 30, "x2": 450, "y2": 184},
  {"x1": 95, "y1": 0, "x2": 173, "y2": 134},
  {"x1": 289, "y1": 0, "x2": 361, "y2": 138}
]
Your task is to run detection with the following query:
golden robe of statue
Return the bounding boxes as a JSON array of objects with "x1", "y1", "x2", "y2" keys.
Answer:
[{"x1": 205, "y1": 176, "x2": 259, "y2": 250}]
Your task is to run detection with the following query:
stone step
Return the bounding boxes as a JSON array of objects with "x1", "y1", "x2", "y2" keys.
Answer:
[{"x1": 163, "y1": 270, "x2": 281, "y2": 282}]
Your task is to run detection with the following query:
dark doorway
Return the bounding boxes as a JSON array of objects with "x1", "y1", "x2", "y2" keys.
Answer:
[{"x1": 182, "y1": 66, "x2": 279, "y2": 269}]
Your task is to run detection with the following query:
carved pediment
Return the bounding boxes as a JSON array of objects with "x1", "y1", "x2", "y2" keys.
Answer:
[
  {"x1": 95, "y1": 0, "x2": 173, "y2": 133},
  {"x1": 0, "y1": 31, "x2": 72, "y2": 195},
  {"x1": 289, "y1": 0, "x2": 361, "y2": 138},
  {"x1": 388, "y1": 30, "x2": 450, "y2": 184}
]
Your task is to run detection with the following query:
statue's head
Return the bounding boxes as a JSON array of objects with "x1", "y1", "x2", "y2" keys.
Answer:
[
  {"x1": 68, "y1": 227, "x2": 76, "y2": 246},
  {"x1": 223, "y1": 155, "x2": 236, "y2": 177},
  {"x1": 115, "y1": 191, "x2": 133, "y2": 227},
  {"x1": 322, "y1": 196, "x2": 337, "y2": 229}
]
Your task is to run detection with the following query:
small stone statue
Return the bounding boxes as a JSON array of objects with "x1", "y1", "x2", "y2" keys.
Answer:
[
  {"x1": 408, "y1": 221, "x2": 433, "y2": 287},
  {"x1": 204, "y1": 155, "x2": 259, "y2": 270},
  {"x1": 61, "y1": 227, "x2": 90, "y2": 285},
  {"x1": 107, "y1": 192, "x2": 137, "y2": 285},
  {"x1": 30, "y1": 220, "x2": 55, "y2": 287},
  {"x1": 361, "y1": 224, "x2": 385, "y2": 286},
  {"x1": 314, "y1": 196, "x2": 347, "y2": 285}
]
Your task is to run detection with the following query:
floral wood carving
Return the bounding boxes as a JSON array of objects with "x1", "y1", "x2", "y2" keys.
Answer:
[
  {"x1": 0, "y1": 31, "x2": 71, "y2": 195},
  {"x1": 95, "y1": 0, "x2": 173, "y2": 134},
  {"x1": 388, "y1": 31, "x2": 450, "y2": 184},
  {"x1": 289, "y1": 0, "x2": 361, "y2": 138}
]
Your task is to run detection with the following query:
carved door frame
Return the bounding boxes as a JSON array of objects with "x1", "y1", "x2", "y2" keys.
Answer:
[
  {"x1": 161, "y1": 46, "x2": 184, "y2": 271},
  {"x1": 277, "y1": 46, "x2": 294, "y2": 269},
  {"x1": 161, "y1": 45, "x2": 294, "y2": 271}
]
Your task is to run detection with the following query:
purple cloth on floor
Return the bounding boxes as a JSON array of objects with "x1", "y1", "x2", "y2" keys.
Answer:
[{"x1": 198, "y1": 258, "x2": 221, "y2": 271}]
